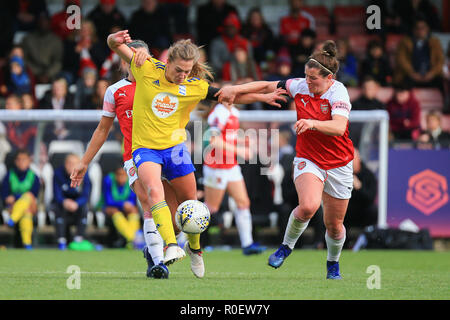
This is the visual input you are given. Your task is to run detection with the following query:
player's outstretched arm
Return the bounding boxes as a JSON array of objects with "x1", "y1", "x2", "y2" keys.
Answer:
[
  {"x1": 70, "y1": 116, "x2": 114, "y2": 187},
  {"x1": 107, "y1": 30, "x2": 133, "y2": 64},
  {"x1": 234, "y1": 88, "x2": 288, "y2": 108},
  {"x1": 215, "y1": 81, "x2": 279, "y2": 105}
]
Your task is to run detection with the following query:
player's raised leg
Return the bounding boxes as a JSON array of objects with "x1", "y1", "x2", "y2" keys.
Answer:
[
  {"x1": 170, "y1": 172, "x2": 205, "y2": 278},
  {"x1": 322, "y1": 192, "x2": 348, "y2": 280},
  {"x1": 268, "y1": 172, "x2": 323, "y2": 268}
]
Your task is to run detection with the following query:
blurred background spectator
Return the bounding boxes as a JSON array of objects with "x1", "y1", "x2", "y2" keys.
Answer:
[
  {"x1": 21, "y1": 12, "x2": 63, "y2": 84},
  {"x1": 336, "y1": 38, "x2": 358, "y2": 87},
  {"x1": 359, "y1": 39, "x2": 392, "y2": 86},
  {"x1": 279, "y1": 0, "x2": 315, "y2": 48},
  {"x1": 289, "y1": 28, "x2": 316, "y2": 77},
  {"x1": 387, "y1": 83, "x2": 421, "y2": 141},
  {"x1": 221, "y1": 46, "x2": 261, "y2": 83},
  {"x1": 51, "y1": 0, "x2": 81, "y2": 41},
  {"x1": 87, "y1": 0, "x2": 126, "y2": 46},
  {"x1": 416, "y1": 110, "x2": 450, "y2": 148}
]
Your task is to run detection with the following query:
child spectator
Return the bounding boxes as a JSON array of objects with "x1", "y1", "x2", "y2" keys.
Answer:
[
  {"x1": 1, "y1": 149, "x2": 40, "y2": 249},
  {"x1": 8, "y1": 56, "x2": 31, "y2": 95},
  {"x1": 52, "y1": 154, "x2": 91, "y2": 250},
  {"x1": 102, "y1": 163, "x2": 140, "y2": 249}
]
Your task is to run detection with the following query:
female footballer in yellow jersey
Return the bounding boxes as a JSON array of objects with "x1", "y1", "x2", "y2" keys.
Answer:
[{"x1": 107, "y1": 30, "x2": 286, "y2": 278}]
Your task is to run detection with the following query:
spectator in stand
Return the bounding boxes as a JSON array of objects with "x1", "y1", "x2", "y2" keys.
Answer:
[
  {"x1": 9, "y1": 0, "x2": 48, "y2": 32},
  {"x1": 1, "y1": 46, "x2": 35, "y2": 98},
  {"x1": 87, "y1": 0, "x2": 126, "y2": 46},
  {"x1": 394, "y1": 17, "x2": 444, "y2": 89},
  {"x1": 241, "y1": 7, "x2": 275, "y2": 65},
  {"x1": 7, "y1": 56, "x2": 31, "y2": 96},
  {"x1": 21, "y1": 93, "x2": 35, "y2": 110},
  {"x1": 392, "y1": 0, "x2": 441, "y2": 33},
  {"x1": 387, "y1": 82, "x2": 421, "y2": 141},
  {"x1": 128, "y1": 0, "x2": 172, "y2": 55},
  {"x1": 279, "y1": 0, "x2": 315, "y2": 47},
  {"x1": 76, "y1": 20, "x2": 109, "y2": 76},
  {"x1": 51, "y1": 0, "x2": 82, "y2": 40},
  {"x1": 0, "y1": 4, "x2": 14, "y2": 65},
  {"x1": 210, "y1": 12, "x2": 253, "y2": 78},
  {"x1": 344, "y1": 148, "x2": 378, "y2": 229},
  {"x1": 74, "y1": 67, "x2": 97, "y2": 110},
  {"x1": 158, "y1": 0, "x2": 190, "y2": 39},
  {"x1": 92, "y1": 79, "x2": 110, "y2": 110},
  {"x1": 336, "y1": 38, "x2": 358, "y2": 87},
  {"x1": 352, "y1": 77, "x2": 385, "y2": 111},
  {"x1": 1, "y1": 149, "x2": 40, "y2": 250},
  {"x1": 416, "y1": 111, "x2": 450, "y2": 149},
  {"x1": 196, "y1": 0, "x2": 239, "y2": 50},
  {"x1": 52, "y1": 153, "x2": 91, "y2": 251},
  {"x1": 444, "y1": 42, "x2": 450, "y2": 114},
  {"x1": 359, "y1": 39, "x2": 392, "y2": 86},
  {"x1": 39, "y1": 78, "x2": 75, "y2": 142},
  {"x1": 21, "y1": 12, "x2": 63, "y2": 83},
  {"x1": 289, "y1": 28, "x2": 316, "y2": 78},
  {"x1": 4, "y1": 95, "x2": 37, "y2": 153},
  {"x1": 222, "y1": 46, "x2": 261, "y2": 83}
]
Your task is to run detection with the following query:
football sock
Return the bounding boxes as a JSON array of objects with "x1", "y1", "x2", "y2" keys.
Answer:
[
  {"x1": 282, "y1": 207, "x2": 310, "y2": 250},
  {"x1": 233, "y1": 208, "x2": 253, "y2": 248},
  {"x1": 10, "y1": 193, "x2": 32, "y2": 223},
  {"x1": 127, "y1": 212, "x2": 140, "y2": 236},
  {"x1": 112, "y1": 211, "x2": 134, "y2": 242},
  {"x1": 19, "y1": 212, "x2": 33, "y2": 246},
  {"x1": 325, "y1": 227, "x2": 346, "y2": 262},
  {"x1": 187, "y1": 233, "x2": 201, "y2": 251},
  {"x1": 143, "y1": 217, "x2": 164, "y2": 265},
  {"x1": 151, "y1": 201, "x2": 177, "y2": 245}
]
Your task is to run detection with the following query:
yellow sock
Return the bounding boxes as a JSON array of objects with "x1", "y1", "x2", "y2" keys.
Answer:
[
  {"x1": 151, "y1": 201, "x2": 176, "y2": 245},
  {"x1": 127, "y1": 213, "x2": 140, "y2": 236},
  {"x1": 112, "y1": 211, "x2": 134, "y2": 242},
  {"x1": 187, "y1": 233, "x2": 201, "y2": 251},
  {"x1": 19, "y1": 212, "x2": 33, "y2": 246},
  {"x1": 10, "y1": 194, "x2": 32, "y2": 223}
]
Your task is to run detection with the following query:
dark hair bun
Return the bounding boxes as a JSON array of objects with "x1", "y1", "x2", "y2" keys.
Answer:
[{"x1": 322, "y1": 40, "x2": 337, "y2": 58}]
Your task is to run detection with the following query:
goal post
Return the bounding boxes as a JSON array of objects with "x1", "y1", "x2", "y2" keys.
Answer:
[{"x1": 0, "y1": 109, "x2": 389, "y2": 228}]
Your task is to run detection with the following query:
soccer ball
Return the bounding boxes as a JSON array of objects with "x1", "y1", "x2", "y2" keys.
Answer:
[{"x1": 175, "y1": 200, "x2": 211, "y2": 234}]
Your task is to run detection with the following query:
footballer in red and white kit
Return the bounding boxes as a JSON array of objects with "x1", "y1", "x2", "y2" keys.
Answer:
[
  {"x1": 102, "y1": 78, "x2": 138, "y2": 187},
  {"x1": 203, "y1": 103, "x2": 243, "y2": 190},
  {"x1": 286, "y1": 77, "x2": 354, "y2": 199},
  {"x1": 203, "y1": 103, "x2": 266, "y2": 255}
]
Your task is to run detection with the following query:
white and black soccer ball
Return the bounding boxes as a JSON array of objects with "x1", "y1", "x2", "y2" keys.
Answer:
[{"x1": 175, "y1": 200, "x2": 211, "y2": 234}]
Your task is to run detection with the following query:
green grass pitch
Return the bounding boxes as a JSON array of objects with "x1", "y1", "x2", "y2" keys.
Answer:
[{"x1": 0, "y1": 248, "x2": 448, "y2": 300}]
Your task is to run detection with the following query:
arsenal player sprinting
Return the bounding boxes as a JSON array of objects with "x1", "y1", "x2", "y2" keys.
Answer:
[{"x1": 216, "y1": 40, "x2": 354, "y2": 279}]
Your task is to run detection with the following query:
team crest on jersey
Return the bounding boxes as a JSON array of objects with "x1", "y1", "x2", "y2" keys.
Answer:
[
  {"x1": 320, "y1": 103, "x2": 329, "y2": 114},
  {"x1": 297, "y1": 161, "x2": 306, "y2": 171},
  {"x1": 128, "y1": 166, "x2": 136, "y2": 177},
  {"x1": 151, "y1": 92, "x2": 179, "y2": 118}
]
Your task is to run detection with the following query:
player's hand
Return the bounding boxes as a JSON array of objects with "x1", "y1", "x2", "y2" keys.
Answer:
[
  {"x1": 70, "y1": 162, "x2": 88, "y2": 188},
  {"x1": 108, "y1": 30, "x2": 132, "y2": 48},
  {"x1": 295, "y1": 119, "x2": 315, "y2": 134},
  {"x1": 215, "y1": 85, "x2": 237, "y2": 106},
  {"x1": 130, "y1": 47, "x2": 151, "y2": 67},
  {"x1": 263, "y1": 88, "x2": 288, "y2": 108}
]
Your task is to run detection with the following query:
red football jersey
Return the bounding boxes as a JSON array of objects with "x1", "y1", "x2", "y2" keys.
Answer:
[
  {"x1": 280, "y1": 11, "x2": 315, "y2": 45},
  {"x1": 102, "y1": 78, "x2": 136, "y2": 162},
  {"x1": 286, "y1": 78, "x2": 354, "y2": 170},
  {"x1": 204, "y1": 104, "x2": 240, "y2": 169}
]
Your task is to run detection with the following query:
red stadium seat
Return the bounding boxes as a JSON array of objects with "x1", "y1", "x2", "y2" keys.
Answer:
[
  {"x1": 303, "y1": 6, "x2": 330, "y2": 35},
  {"x1": 441, "y1": 115, "x2": 450, "y2": 131},
  {"x1": 348, "y1": 34, "x2": 381, "y2": 59},
  {"x1": 413, "y1": 88, "x2": 444, "y2": 111},
  {"x1": 333, "y1": 6, "x2": 366, "y2": 37}
]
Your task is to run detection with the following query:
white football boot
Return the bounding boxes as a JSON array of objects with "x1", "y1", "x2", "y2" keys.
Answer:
[
  {"x1": 163, "y1": 244, "x2": 186, "y2": 265},
  {"x1": 184, "y1": 242, "x2": 205, "y2": 278}
]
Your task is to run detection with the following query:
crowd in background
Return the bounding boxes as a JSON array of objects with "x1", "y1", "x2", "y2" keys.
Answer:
[{"x1": 0, "y1": 0, "x2": 449, "y2": 248}]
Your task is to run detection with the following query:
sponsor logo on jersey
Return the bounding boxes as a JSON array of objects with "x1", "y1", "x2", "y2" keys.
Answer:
[
  {"x1": 151, "y1": 93, "x2": 179, "y2": 118},
  {"x1": 134, "y1": 154, "x2": 141, "y2": 164}
]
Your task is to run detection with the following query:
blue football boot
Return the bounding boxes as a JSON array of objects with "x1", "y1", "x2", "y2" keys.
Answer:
[
  {"x1": 268, "y1": 244, "x2": 292, "y2": 268},
  {"x1": 148, "y1": 263, "x2": 169, "y2": 279},
  {"x1": 243, "y1": 242, "x2": 267, "y2": 255},
  {"x1": 326, "y1": 261, "x2": 342, "y2": 280}
]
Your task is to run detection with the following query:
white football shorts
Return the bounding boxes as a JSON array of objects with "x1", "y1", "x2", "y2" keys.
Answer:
[
  {"x1": 293, "y1": 157, "x2": 353, "y2": 199},
  {"x1": 203, "y1": 165, "x2": 244, "y2": 190},
  {"x1": 124, "y1": 158, "x2": 138, "y2": 189}
]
